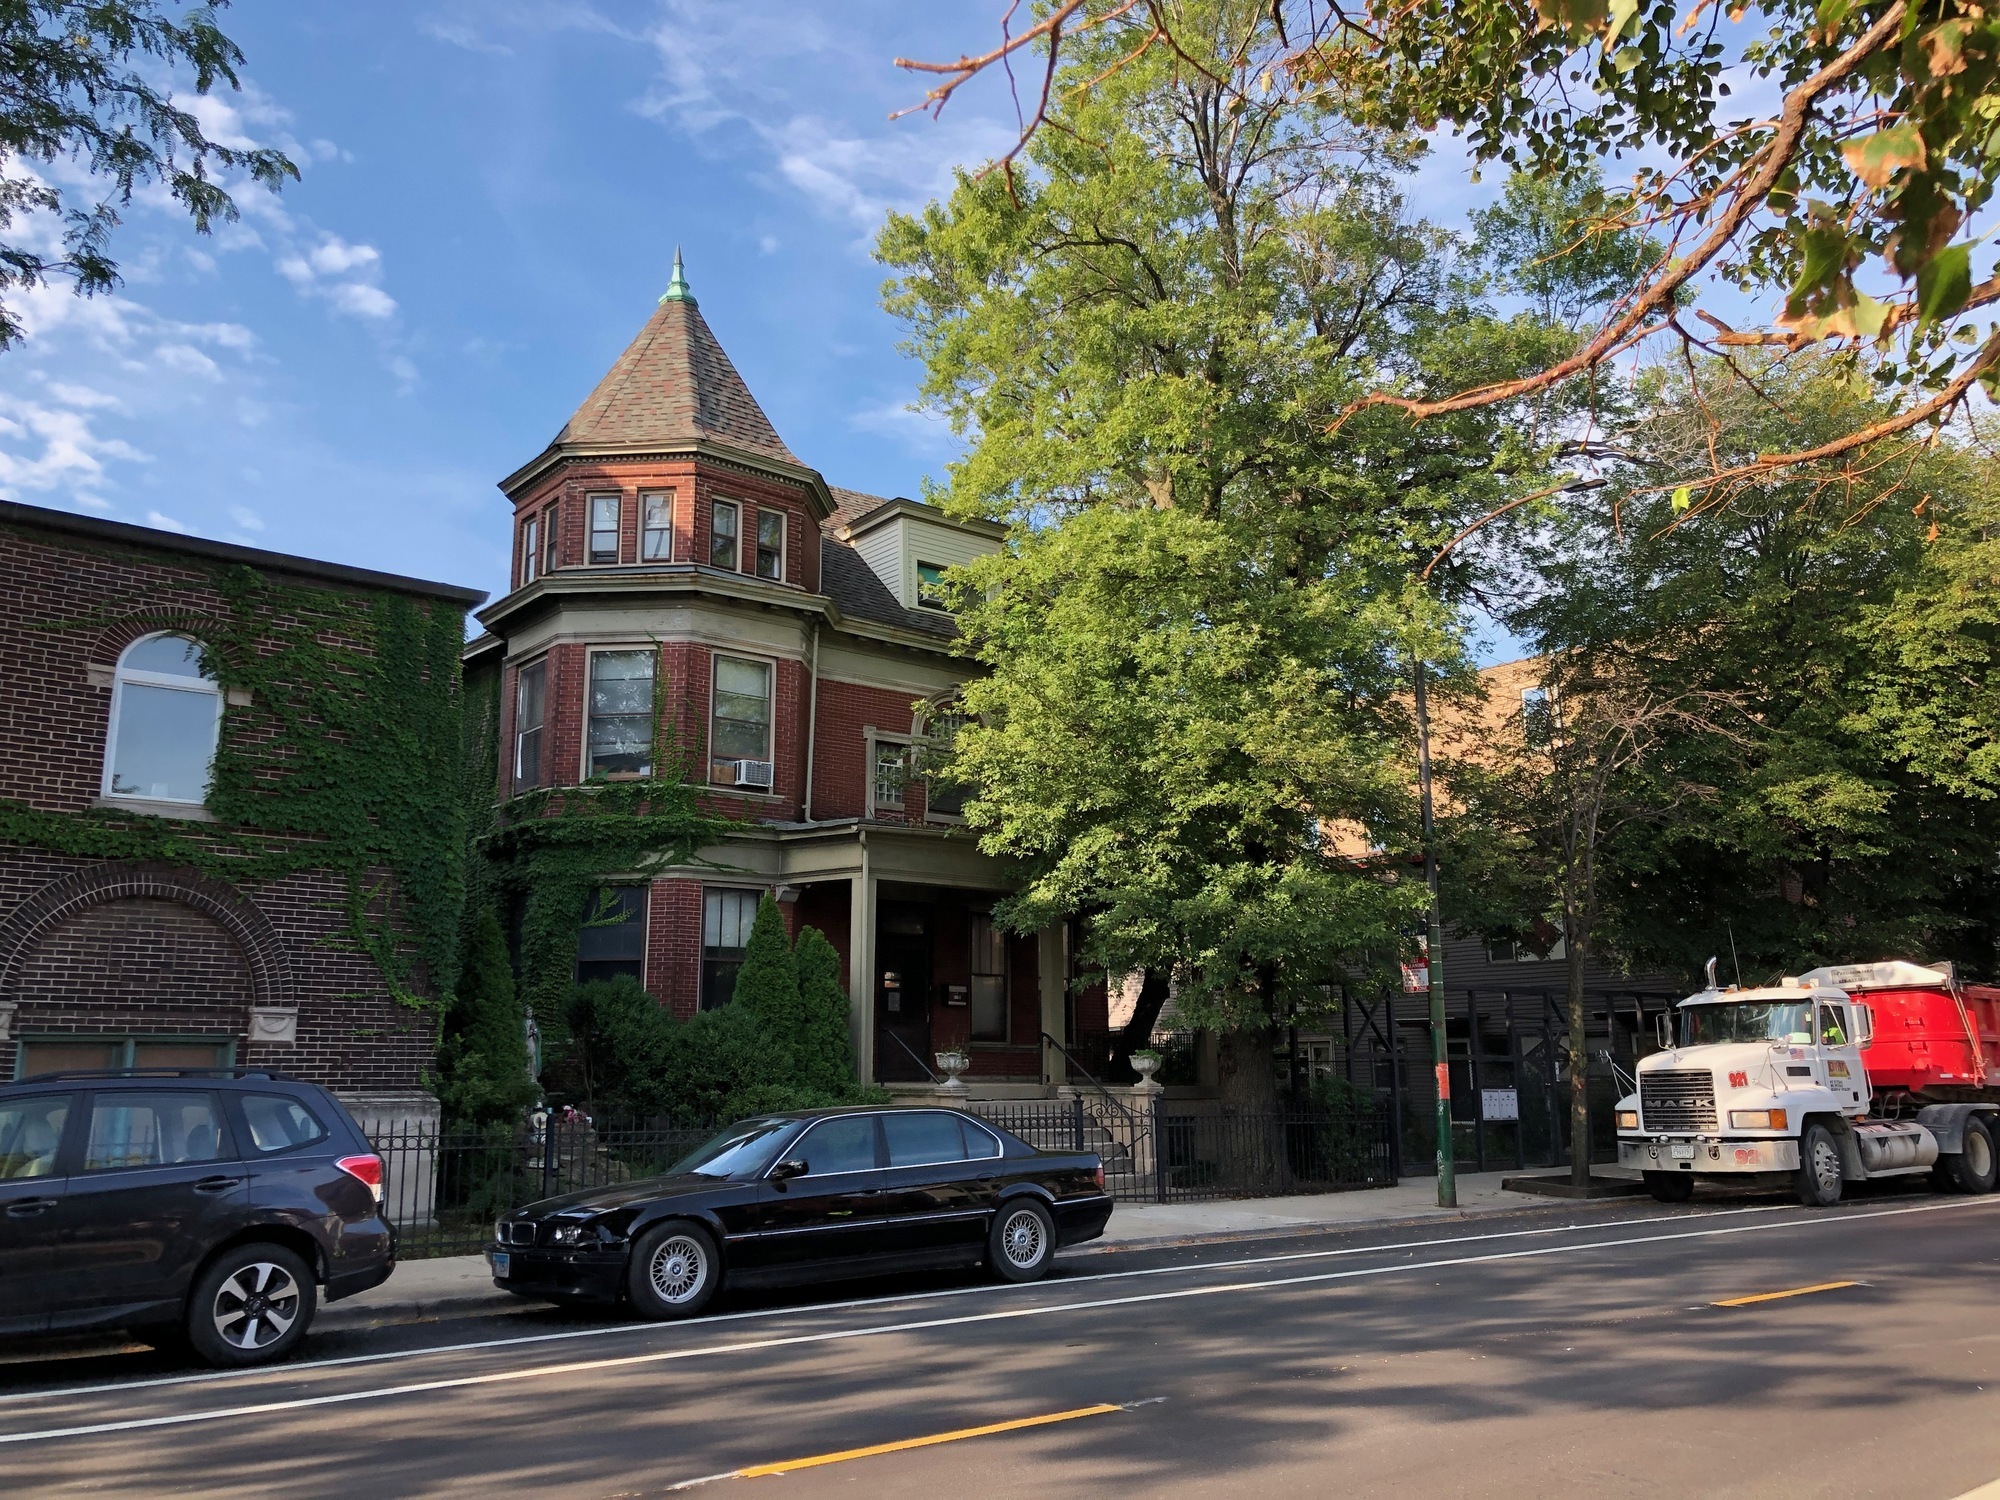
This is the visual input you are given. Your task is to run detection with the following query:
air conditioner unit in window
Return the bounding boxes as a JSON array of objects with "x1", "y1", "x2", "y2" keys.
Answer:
[{"x1": 730, "y1": 759, "x2": 775, "y2": 791}]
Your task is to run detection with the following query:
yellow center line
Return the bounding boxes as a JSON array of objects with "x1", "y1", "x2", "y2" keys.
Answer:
[
  {"x1": 1713, "y1": 1280, "x2": 1859, "y2": 1307},
  {"x1": 715, "y1": 1404, "x2": 1125, "y2": 1483}
]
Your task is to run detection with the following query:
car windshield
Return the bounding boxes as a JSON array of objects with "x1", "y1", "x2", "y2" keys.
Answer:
[
  {"x1": 666, "y1": 1117, "x2": 798, "y2": 1179},
  {"x1": 1680, "y1": 1001, "x2": 1813, "y2": 1047}
]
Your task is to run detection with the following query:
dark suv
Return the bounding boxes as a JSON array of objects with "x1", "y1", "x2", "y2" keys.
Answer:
[{"x1": 0, "y1": 1069, "x2": 394, "y2": 1366}]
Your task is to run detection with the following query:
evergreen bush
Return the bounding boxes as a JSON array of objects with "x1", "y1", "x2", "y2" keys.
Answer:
[
  {"x1": 791, "y1": 924, "x2": 857, "y2": 1096},
  {"x1": 435, "y1": 906, "x2": 538, "y2": 1127}
]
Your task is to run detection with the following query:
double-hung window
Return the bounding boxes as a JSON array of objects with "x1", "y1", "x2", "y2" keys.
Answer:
[
  {"x1": 969, "y1": 913, "x2": 1008, "y2": 1041},
  {"x1": 103, "y1": 633, "x2": 223, "y2": 807},
  {"x1": 587, "y1": 649, "x2": 654, "y2": 778},
  {"x1": 641, "y1": 491, "x2": 673, "y2": 561},
  {"x1": 542, "y1": 503, "x2": 560, "y2": 573},
  {"x1": 709, "y1": 656, "x2": 771, "y2": 785},
  {"x1": 701, "y1": 888, "x2": 759, "y2": 1009},
  {"x1": 754, "y1": 510, "x2": 784, "y2": 581},
  {"x1": 588, "y1": 493, "x2": 621, "y2": 565},
  {"x1": 922, "y1": 710, "x2": 969, "y2": 819},
  {"x1": 513, "y1": 660, "x2": 546, "y2": 790},
  {"x1": 710, "y1": 500, "x2": 740, "y2": 570},
  {"x1": 576, "y1": 885, "x2": 647, "y2": 985},
  {"x1": 872, "y1": 742, "x2": 906, "y2": 811},
  {"x1": 521, "y1": 516, "x2": 540, "y2": 586}
]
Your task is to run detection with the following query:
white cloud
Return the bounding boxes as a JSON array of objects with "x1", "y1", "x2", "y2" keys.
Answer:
[
  {"x1": 759, "y1": 234, "x2": 780, "y2": 255},
  {"x1": 328, "y1": 282, "x2": 398, "y2": 320},
  {"x1": 307, "y1": 237, "x2": 382, "y2": 277},
  {"x1": 48, "y1": 382, "x2": 119, "y2": 409},
  {"x1": 146, "y1": 510, "x2": 188, "y2": 533},
  {"x1": 0, "y1": 395, "x2": 148, "y2": 496},
  {"x1": 277, "y1": 234, "x2": 398, "y2": 321},
  {"x1": 155, "y1": 343, "x2": 222, "y2": 379},
  {"x1": 421, "y1": 16, "x2": 515, "y2": 55},
  {"x1": 229, "y1": 505, "x2": 266, "y2": 532}
]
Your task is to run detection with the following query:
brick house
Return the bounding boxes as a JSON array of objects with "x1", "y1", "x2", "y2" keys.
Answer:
[
  {"x1": 0, "y1": 500, "x2": 485, "y2": 1135},
  {"x1": 466, "y1": 259, "x2": 1070, "y2": 1093}
]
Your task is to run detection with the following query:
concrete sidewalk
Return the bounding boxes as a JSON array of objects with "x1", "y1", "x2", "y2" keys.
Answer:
[{"x1": 320, "y1": 1170, "x2": 1631, "y2": 1331}]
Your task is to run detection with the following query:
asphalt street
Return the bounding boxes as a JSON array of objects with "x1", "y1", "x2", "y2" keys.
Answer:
[{"x1": 4, "y1": 1184, "x2": 2000, "y2": 1498}]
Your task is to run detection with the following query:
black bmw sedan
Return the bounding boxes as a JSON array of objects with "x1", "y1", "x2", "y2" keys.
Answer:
[{"x1": 490, "y1": 1106, "x2": 1112, "y2": 1319}]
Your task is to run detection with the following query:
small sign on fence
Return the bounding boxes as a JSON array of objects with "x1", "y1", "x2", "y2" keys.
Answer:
[{"x1": 1480, "y1": 1088, "x2": 1520, "y2": 1121}]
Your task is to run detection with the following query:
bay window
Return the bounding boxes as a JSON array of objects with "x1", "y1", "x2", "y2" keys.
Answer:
[
  {"x1": 755, "y1": 509, "x2": 784, "y2": 580},
  {"x1": 710, "y1": 499, "x2": 739, "y2": 570},
  {"x1": 513, "y1": 659, "x2": 545, "y2": 790},
  {"x1": 641, "y1": 491, "x2": 673, "y2": 561},
  {"x1": 588, "y1": 493, "x2": 621, "y2": 565}
]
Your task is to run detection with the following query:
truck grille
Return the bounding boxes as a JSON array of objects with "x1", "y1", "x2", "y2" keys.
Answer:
[{"x1": 1640, "y1": 1070, "x2": 1717, "y2": 1131}]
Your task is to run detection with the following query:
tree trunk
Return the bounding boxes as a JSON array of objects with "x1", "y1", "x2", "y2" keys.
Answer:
[
  {"x1": 1567, "y1": 933, "x2": 1590, "y2": 1188},
  {"x1": 1218, "y1": 1003, "x2": 1282, "y2": 1193},
  {"x1": 1114, "y1": 968, "x2": 1174, "y2": 1071}
]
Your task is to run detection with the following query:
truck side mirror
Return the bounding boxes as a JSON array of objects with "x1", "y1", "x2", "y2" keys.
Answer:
[
  {"x1": 1655, "y1": 1011, "x2": 1673, "y2": 1050},
  {"x1": 1857, "y1": 1004, "x2": 1874, "y2": 1046}
]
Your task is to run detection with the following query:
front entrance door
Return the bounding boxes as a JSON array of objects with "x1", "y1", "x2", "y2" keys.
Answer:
[{"x1": 875, "y1": 904, "x2": 933, "y2": 1082}]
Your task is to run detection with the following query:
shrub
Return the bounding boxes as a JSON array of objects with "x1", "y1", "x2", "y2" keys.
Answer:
[{"x1": 435, "y1": 906, "x2": 538, "y2": 1127}]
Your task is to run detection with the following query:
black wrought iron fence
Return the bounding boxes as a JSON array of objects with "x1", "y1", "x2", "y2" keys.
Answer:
[
  {"x1": 370, "y1": 1117, "x2": 714, "y2": 1260},
  {"x1": 962, "y1": 1099, "x2": 1394, "y2": 1204}
]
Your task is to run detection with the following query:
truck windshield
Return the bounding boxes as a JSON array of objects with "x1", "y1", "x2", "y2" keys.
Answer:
[{"x1": 1680, "y1": 1001, "x2": 1813, "y2": 1046}]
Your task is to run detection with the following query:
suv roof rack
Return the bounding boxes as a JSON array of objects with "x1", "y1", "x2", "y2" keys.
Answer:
[{"x1": 10, "y1": 1067, "x2": 307, "y2": 1084}]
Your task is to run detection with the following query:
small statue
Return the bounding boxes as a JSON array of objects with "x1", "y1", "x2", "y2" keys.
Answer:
[{"x1": 523, "y1": 1004, "x2": 543, "y2": 1083}]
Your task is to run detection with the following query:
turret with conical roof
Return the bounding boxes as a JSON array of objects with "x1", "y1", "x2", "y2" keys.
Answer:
[{"x1": 503, "y1": 252, "x2": 801, "y2": 493}]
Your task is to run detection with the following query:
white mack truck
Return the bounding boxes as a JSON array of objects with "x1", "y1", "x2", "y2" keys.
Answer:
[{"x1": 1615, "y1": 959, "x2": 2000, "y2": 1206}]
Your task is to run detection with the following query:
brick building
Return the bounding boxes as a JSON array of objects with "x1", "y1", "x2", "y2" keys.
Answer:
[
  {"x1": 0, "y1": 500, "x2": 484, "y2": 1134},
  {"x1": 466, "y1": 258, "x2": 1068, "y2": 1093}
]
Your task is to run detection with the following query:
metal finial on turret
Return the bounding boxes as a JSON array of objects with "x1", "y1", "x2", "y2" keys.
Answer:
[{"x1": 660, "y1": 246, "x2": 693, "y2": 305}]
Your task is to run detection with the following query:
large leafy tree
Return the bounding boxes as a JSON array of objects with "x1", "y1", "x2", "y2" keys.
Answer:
[
  {"x1": 880, "y1": 0, "x2": 1572, "y2": 1116},
  {"x1": 1511, "y1": 357, "x2": 2000, "y2": 988},
  {"x1": 903, "y1": 0, "x2": 2000, "y2": 499},
  {"x1": 0, "y1": 0, "x2": 295, "y2": 346}
]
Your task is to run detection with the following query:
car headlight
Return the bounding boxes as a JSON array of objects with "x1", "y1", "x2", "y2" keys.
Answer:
[
  {"x1": 550, "y1": 1224, "x2": 592, "y2": 1246},
  {"x1": 1729, "y1": 1109, "x2": 1788, "y2": 1130},
  {"x1": 1616, "y1": 1110, "x2": 1639, "y2": 1130}
]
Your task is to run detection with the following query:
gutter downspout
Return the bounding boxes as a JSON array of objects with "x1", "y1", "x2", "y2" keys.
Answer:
[{"x1": 803, "y1": 620, "x2": 821, "y2": 822}]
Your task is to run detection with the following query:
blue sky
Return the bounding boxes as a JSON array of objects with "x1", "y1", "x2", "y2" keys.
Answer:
[{"x1": 0, "y1": 2, "x2": 1511, "y2": 642}]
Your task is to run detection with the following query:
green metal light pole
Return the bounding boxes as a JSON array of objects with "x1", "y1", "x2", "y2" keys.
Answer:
[{"x1": 1413, "y1": 658, "x2": 1456, "y2": 1209}]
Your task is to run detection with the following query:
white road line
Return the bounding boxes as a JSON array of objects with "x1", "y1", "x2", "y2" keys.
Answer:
[
  {"x1": 2, "y1": 1201, "x2": 1793, "y2": 1406},
  {"x1": 3, "y1": 1193, "x2": 1993, "y2": 1449}
]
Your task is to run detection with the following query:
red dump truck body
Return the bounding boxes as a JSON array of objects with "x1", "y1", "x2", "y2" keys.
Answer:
[{"x1": 1804, "y1": 961, "x2": 2000, "y2": 1098}]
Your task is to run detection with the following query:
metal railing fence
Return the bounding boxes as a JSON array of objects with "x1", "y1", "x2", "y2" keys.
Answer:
[{"x1": 373, "y1": 1101, "x2": 1395, "y2": 1258}]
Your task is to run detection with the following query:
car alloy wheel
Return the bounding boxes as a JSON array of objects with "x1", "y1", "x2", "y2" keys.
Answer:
[
  {"x1": 647, "y1": 1234, "x2": 709, "y2": 1306},
  {"x1": 999, "y1": 1207, "x2": 1046, "y2": 1271},
  {"x1": 211, "y1": 1261, "x2": 302, "y2": 1351}
]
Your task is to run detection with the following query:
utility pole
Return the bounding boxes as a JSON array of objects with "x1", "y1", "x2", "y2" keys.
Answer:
[{"x1": 1413, "y1": 658, "x2": 1456, "y2": 1208}]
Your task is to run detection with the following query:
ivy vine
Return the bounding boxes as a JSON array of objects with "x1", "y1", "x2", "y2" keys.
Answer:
[{"x1": 0, "y1": 552, "x2": 470, "y2": 1017}]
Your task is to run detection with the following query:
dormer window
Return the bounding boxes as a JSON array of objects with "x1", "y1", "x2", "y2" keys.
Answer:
[
  {"x1": 588, "y1": 493, "x2": 621, "y2": 565},
  {"x1": 755, "y1": 510, "x2": 784, "y2": 581},
  {"x1": 103, "y1": 633, "x2": 222, "y2": 807},
  {"x1": 916, "y1": 561, "x2": 951, "y2": 611},
  {"x1": 641, "y1": 491, "x2": 673, "y2": 561},
  {"x1": 710, "y1": 500, "x2": 740, "y2": 570}
]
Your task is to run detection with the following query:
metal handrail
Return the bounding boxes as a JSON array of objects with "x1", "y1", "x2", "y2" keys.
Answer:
[
  {"x1": 883, "y1": 1030, "x2": 942, "y2": 1083},
  {"x1": 1039, "y1": 1031, "x2": 1143, "y2": 1127}
]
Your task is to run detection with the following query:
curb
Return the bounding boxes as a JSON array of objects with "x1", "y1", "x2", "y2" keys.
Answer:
[{"x1": 318, "y1": 1288, "x2": 525, "y2": 1331}]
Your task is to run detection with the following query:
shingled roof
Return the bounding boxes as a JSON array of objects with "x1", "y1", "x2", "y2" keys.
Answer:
[{"x1": 544, "y1": 259, "x2": 799, "y2": 467}]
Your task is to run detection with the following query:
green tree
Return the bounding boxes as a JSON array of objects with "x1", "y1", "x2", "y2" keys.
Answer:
[
  {"x1": 434, "y1": 905, "x2": 538, "y2": 1127},
  {"x1": 0, "y1": 1, "x2": 297, "y2": 346},
  {"x1": 880, "y1": 1, "x2": 1573, "y2": 1123},
  {"x1": 791, "y1": 925, "x2": 859, "y2": 1097},
  {"x1": 540, "y1": 975, "x2": 672, "y2": 1118},
  {"x1": 909, "y1": 0, "x2": 2000, "y2": 485},
  {"x1": 730, "y1": 894, "x2": 802, "y2": 1033}
]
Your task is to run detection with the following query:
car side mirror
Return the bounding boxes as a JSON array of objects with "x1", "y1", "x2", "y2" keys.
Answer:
[{"x1": 770, "y1": 1158, "x2": 808, "y2": 1182}]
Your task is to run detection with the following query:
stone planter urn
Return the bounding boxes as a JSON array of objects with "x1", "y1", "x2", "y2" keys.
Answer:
[
  {"x1": 1130, "y1": 1052, "x2": 1165, "y2": 1096},
  {"x1": 934, "y1": 1050, "x2": 971, "y2": 1094}
]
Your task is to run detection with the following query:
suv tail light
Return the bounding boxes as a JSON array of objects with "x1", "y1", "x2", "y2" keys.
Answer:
[{"x1": 337, "y1": 1153, "x2": 385, "y2": 1203}]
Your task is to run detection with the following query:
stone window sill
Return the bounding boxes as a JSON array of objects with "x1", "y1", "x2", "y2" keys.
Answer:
[{"x1": 93, "y1": 794, "x2": 216, "y2": 823}]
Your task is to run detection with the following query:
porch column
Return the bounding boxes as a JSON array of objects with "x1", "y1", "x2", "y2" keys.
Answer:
[
  {"x1": 1038, "y1": 921, "x2": 1067, "y2": 1088},
  {"x1": 850, "y1": 845, "x2": 876, "y2": 1085}
]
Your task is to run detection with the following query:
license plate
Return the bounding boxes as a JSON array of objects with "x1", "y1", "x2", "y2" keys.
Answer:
[
  {"x1": 1670, "y1": 1143, "x2": 1696, "y2": 1160},
  {"x1": 492, "y1": 1251, "x2": 511, "y2": 1278}
]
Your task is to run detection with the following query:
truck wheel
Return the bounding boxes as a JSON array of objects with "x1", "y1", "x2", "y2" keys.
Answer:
[
  {"x1": 1795, "y1": 1122, "x2": 1843, "y2": 1207},
  {"x1": 1947, "y1": 1116, "x2": 1999, "y2": 1195},
  {"x1": 1644, "y1": 1171, "x2": 1694, "y2": 1203}
]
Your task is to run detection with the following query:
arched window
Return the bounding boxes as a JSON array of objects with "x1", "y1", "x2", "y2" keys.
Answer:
[{"x1": 102, "y1": 633, "x2": 222, "y2": 805}]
